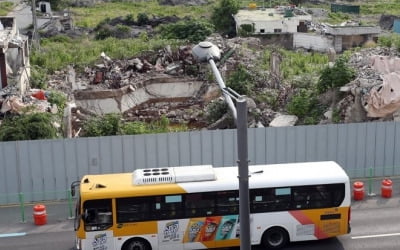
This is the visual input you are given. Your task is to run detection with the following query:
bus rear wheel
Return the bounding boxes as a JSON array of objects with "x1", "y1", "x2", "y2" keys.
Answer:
[
  {"x1": 262, "y1": 227, "x2": 289, "y2": 249},
  {"x1": 123, "y1": 238, "x2": 151, "y2": 250}
]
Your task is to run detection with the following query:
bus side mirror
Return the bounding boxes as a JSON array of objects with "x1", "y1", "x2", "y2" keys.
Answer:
[{"x1": 70, "y1": 180, "x2": 80, "y2": 197}]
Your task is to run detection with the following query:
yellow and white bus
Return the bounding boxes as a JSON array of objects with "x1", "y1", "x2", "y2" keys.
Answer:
[{"x1": 71, "y1": 161, "x2": 351, "y2": 250}]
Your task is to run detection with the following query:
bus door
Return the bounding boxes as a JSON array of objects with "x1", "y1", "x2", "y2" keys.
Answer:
[{"x1": 82, "y1": 199, "x2": 115, "y2": 250}]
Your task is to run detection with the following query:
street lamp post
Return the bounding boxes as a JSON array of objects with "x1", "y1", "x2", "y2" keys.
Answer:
[{"x1": 192, "y1": 41, "x2": 251, "y2": 250}]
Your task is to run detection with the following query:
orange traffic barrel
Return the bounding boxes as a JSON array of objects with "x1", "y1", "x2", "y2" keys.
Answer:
[
  {"x1": 381, "y1": 179, "x2": 393, "y2": 198},
  {"x1": 353, "y1": 181, "x2": 364, "y2": 201},
  {"x1": 33, "y1": 204, "x2": 47, "y2": 225}
]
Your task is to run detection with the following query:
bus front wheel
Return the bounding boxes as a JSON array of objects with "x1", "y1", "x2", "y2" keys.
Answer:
[
  {"x1": 122, "y1": 238, "x2": 151, "y2": 250},
  {"x1": 262, "y1": 227, "x2": 289, "y2": 249}
]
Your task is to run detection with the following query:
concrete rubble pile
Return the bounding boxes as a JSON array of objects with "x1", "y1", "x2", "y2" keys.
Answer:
[
  {"x1": 341, "y1": 47, "x2": 400, "y2": 122},
  {"x1": 68, "y1": 45, "x2": 214, "y2": 131}
]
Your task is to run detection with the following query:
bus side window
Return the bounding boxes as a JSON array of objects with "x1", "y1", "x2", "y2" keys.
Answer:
[
  {"x1": 185, "y1": 192, "x2": 215, "y2": 217},
  {"x1": 250, "y1": 188, "x2": 277, "y2": 213},
  {"x1": 185, "y1": 193, "x2": 200, "y2": 217},
  {"x1": 216, "y1": 191, "x2": 239, "y2": 215},
  {"x1": 274, "y1": 187, "x2": 291, "y2": 210}
]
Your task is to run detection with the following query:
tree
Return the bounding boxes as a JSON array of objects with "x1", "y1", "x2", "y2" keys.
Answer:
[{"x1": 211, "y1": 0, "x2": 240, "y2": 37}]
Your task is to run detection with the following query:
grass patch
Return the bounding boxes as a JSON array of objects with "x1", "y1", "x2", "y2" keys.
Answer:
[
  {"x1": 265, "y1": 49, "x2": 328, "y2": 81},
  {"x1": 0, "y1": 2, "x2": 14, "y2": 16},
  {"x1": 361, "y1": 2, "x2": 400, "y2": 15},
  {"x1": 71, "y1": 1, "x2": 217, "y2": 28},
  {"x1": 31, "y1": 35, "x2": 184, "y2": 72},
  {"x1": 322, "y1": 12, "x2": 351, "y2": 25}
]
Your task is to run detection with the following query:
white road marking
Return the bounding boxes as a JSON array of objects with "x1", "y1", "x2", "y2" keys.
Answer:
[
  {"x1": 0, "y1": 232, "x2": 26, "y2": 238},
  {"x1": 352, "y1": 232, "x2": 400, "y2": 239}
]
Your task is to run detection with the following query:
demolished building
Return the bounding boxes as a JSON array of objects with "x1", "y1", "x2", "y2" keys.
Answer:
[{"x1": 0, "y1": 16, "x2": 30, "y2": 95}]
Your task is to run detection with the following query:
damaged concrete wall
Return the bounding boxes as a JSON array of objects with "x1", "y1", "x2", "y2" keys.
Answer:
[
  {"x1": 341, "y1": 35, "x2": 368, "y2": 50},
  {"x1": 1, "y1": 121, "x2": 400, "y2": 204},
  {"x1": 0, "y1": 16, "x2": 30, "y2": 94},
  {"x1": 293, "y1": 33, "x2": 334, "y2": 52}
]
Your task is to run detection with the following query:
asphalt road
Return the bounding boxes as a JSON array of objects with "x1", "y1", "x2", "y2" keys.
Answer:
[{"x1": 1, "y1": 203, "x2": 400, "y2": 250}]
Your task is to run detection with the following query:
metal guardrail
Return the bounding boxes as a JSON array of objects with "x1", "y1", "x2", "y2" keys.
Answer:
[{"x1": 0, "y1": 190, "x2": 75, "y2": 223}]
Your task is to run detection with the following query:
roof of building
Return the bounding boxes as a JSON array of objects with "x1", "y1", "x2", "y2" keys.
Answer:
[{"x1": 234, "y1": 7, "x2": 312, "y2": 22}]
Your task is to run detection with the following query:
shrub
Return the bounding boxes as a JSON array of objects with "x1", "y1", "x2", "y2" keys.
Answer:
[
  {"x1": 137, "y1": 13, "x2": 149, "y2": 26},
  {"x1": 121, "y1": 121, "x2": 147, "y2": 135},
  {"x1": 95, "y1": 24, "x2": 114, "y2": 40},
  {"x1": 317, "y1": 56, "x2": 356, "y2": 94},
  {"x1": 378, "y1": 35, "x2": 393, "y2": 48},
  {"x1": 147, "y1": 115, "x2": 170, "y2": 133},
  {"x1": 238, "y1": 24, "x2": 254, "y2": 36},
  {"x1": 30, "y1": 65, "x2": 48, "y2": 89},
  {"x1": 0, "y1": 113, "x2": 58, "y2": 141},
  {"x1": 286, "y1": 89, "x2": 324, "y2": 124},
  {"x1": 83, "y1": 113, "x2": 121, "y2": 137},
  {"x1": 226, "y1": 64, "x2": 253, "y2": 95},
  {"x1": 206, "y1": 99, "x2": 228, "y2": 123},
  {"x1": 158, "y1": 19, "x2": 214, "y2": 43},
  {"x1": 125, "y1": 13, "x2": 135, "y2": 24},
  {"x1": 47, "y1": 91, "x2": 67, "y2": 113},
  {"x1": 255, "y1": 90, "x2": 279, "y2": 110}
]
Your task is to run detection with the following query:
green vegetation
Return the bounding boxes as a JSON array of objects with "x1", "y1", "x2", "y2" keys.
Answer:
[
  {"x1": 0, "y1": 2, "x2": 14, "y2": 16},
  {"x1": 226, "y1": 64, "x2": 254, "y2": 95},
  {"x1": 332, "y1": 108, "x2": 341, "y2": 123},
  {"x1": 83, "y1": 113, "x2": 121, "y2": 137},
  {"x1": 0, "y1": 113, "x2": 58, "y2": 141},
  {"x1": 254, "y1": 90, "x2": 280, "y2": 110},
  {"x1": 378, "y1": 34, "x2": 400, "y2": 51},
  {"x1": 82, "y1": 114, "x2": 185, "y2": 137},
  {"x1": 323, "y1": 12, "x2": 351, "y2": 25},
  {"x1": 206, "y1": 100, "x2": 228, "y2": 124},
  {"x1": 238, "y1": 24, "x2": 254, "y2": 36},
  {"x1": 31, "y1": 35, "x2": 183, "y2": 73},
  {"x1": 240, "y1": 0, "x2": 290, "y2": 8},
  {"x1": 211, "y1": 0, "x2": 240, "y2": 36},
  {"x1": 137, "y1": 13, "x2": 149, "y2": 26},
  {"x1": 72, "y1": 1, "x2": 216, "y2": 28},
  {"x1": 30, "y1": 65, "x2": 49, "y2": 89},
  {"x1": 286, "y1": 89, "x2": 325, "y2": 125},
  {"x1": 317, "y1": 56, "x2": 356, "y2": 94},
  {"x1": 158, "y1": 19, "x2": 214, "y2": 42},
  {"x1": 267, "y1": 49, "x2": 328, "y2": 80},
  {"x1": 47, "y1": 91, "x2": 67, "y2": 114},
  {"x1": 361, "y1": 2, "x2": 400, "y2": 15}
]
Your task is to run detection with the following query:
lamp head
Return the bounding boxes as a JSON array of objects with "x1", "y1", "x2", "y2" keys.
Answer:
[{"x1": 192, "y1": 41, "x2": 221, "y2": 63}]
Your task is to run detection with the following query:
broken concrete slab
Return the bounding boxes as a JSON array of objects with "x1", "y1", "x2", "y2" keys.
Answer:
[
  {"x1": 269, "y1": 114, "x2": 298, "y2": 127},
  {"x1": 74, "y1": 76, "x2": 205, "y2": 115}
]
